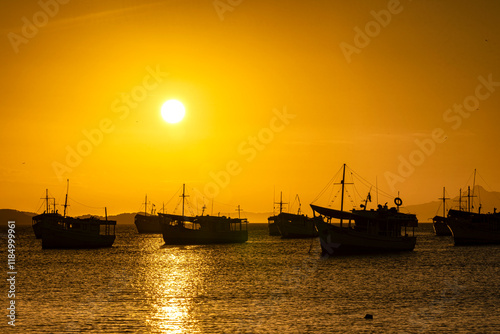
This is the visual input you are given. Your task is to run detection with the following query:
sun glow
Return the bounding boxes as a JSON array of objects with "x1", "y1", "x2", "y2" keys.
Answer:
[{"x1": 161, "y1": 100, "x2": 185, "y2": 124}]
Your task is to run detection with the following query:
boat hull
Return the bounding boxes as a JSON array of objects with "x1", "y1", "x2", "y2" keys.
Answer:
[
  {"x1": 446, "y1": 209, "x2": 500, "y2": 245},
  {"x1": 433, "y1": 221, "x2": 451, "y2": 236},
  {"x1": 41, "y1": 224, "x2": 115, "y2": 249},
  {"x1": 161, "y1": 224, "x2": 248, "y2": 245},
  {"x1": 32, "y1": 222, "x2": 43, "y2": 239},
  {"x1": 134, "y1": 214, "x2": 162, "y2": 234},
  {"x1": 268, "y1": 221, "x2": 281, "y2": 236},
  {"x1": 447, "y1": 220, "x2": 500, "y2": 245},
  {"x1": 315, "y1": 220, "x2": 416, "y2": 256}
]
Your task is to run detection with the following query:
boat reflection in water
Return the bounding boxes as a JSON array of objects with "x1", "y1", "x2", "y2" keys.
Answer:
[{"x1": 141, "y1": 243, "x2": 203, "y2": 333}]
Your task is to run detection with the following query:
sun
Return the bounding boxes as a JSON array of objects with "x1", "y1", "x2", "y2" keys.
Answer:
[{"x1": 161, "y1": 99, "x2": 185, "y2": 124}]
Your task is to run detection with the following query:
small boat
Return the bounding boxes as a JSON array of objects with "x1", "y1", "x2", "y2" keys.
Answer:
[
  {"x1": 432, "y1": 187, "x2": 451, "y2": 236},
  {"x1": 134, "y1": 195, "x2": 162, "y2": 234},
  {"x1": 159, "y1": 184, "x2": 248, "y2": 245},
  {"x1": 311, "y1": 164, "x2": 418, "y2": 256}
]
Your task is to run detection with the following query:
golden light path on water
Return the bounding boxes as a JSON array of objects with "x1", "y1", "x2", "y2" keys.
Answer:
[
  {"x1": 149, "y1": 254, "x2": 193, "y2": 333},
  {"x1": 136, "y1": 240, "x2": 210, "y2": 334}
]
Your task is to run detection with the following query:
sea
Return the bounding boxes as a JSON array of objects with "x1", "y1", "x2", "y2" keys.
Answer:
[{"x1": 1, "y1": 223, "x2": 499, "y2": 334}]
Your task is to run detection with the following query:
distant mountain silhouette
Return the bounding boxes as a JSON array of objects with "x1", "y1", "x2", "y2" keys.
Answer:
[
  {"x1": 406, "y1": 185, "x2": 500, "y2": 223},
  {"x1": 0, "y1": 209, "x2": 35, "y2": 226}
]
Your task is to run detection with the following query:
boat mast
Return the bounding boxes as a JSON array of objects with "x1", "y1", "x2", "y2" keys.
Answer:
[
  {"x1": 63, "y1": 179, "x2": 69, "y2": 217},
  {"x1": 340, "y1": 163, "x2": 346, "y2": 227},
  {"x1": 439, "y1": 187, "x2": 449, "y2": 217},
  {"x1": 45, "y1": 189, "x2": 49, "y2": 213},
  {"x1": 459, "y1": 188, "x2": 462, "y2": 211},
  {"x1": 274, "y1": 192, "x2": 287, "y2": 214},
  {"x1": 144, "y1": 195, "x2": 147, "y2": 216},
  {"x1": 471, "y1": 169, "x2": 476, "y2": 212},
  {"x1": 180, "y1": 184, "x2": 189, "y2": 217},
  {"x1": 467, "y1": 186, "x2": 471, "y2": 212},
  {"x1": 236, "y1": 205, "x2": 242, "y2": 219},
  {"x1": 296, "y1": 195, "x2": 301, "y2": 215}
]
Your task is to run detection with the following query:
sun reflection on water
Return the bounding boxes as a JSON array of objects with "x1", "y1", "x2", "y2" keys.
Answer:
[{"x1": 140, "y1": 245, "x2": 208, "y2": 333}]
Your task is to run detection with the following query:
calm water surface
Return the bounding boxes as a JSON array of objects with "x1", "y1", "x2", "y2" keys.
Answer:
[{"x1": 2, "y1": 224, "x2": 499, "y2": 333}]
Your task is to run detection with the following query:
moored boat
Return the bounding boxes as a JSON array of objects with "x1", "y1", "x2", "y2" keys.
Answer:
[
  {"x1": 274, "y1": 212, "x2": 321, "y2": 238},
  {"x1": 33, "y1": 180, "x2": 116, "y2": 249},
  {"x1": 159, "y1": 184, "x2": 248, "y2": 245},
  {"x1": 160, "y1": 213, "x2": 248, "y2": 245},
  {"x1": 39, "y1": 215, "x2": 116, "y2": 249},
  {"x1": 311, "y1": 164, "x2": 418, "y2": 256},
  {"x1": 445, "y1": 170, "x2": 500, "y2": 245},
  {"x1": 446, "y1": 208, "x2": 500, "y2": 245}
]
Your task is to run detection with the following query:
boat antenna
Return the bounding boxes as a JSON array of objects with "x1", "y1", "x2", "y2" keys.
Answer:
[
  {"x1": 236, "y1": 205, "x2": 242, "y2": 219},
  {"x1": 63, "y1": 179, "x2": 70, "y2": 217},
  {"x1": 144, "y1": 195, "x2": 147, "y2": 216}
]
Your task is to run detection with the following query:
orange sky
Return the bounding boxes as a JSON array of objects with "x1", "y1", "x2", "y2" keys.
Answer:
[{"x1": 1, "y1": 0, "x2": 500, "y2": 217}]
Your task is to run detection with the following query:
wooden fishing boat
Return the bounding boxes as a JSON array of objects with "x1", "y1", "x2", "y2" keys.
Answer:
[
  {"x1": 33, "y1": 180, "x2": 116, "y2": 249},
  {"x1": 160, "y1": 184, "x2": 248, "y2": 245},
  {"x1": 311, "y1": 164, "x2": 418, "y2": 256},
  {"x1": 39, "y1": 215, "x2": 116, "y2": 249}
]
